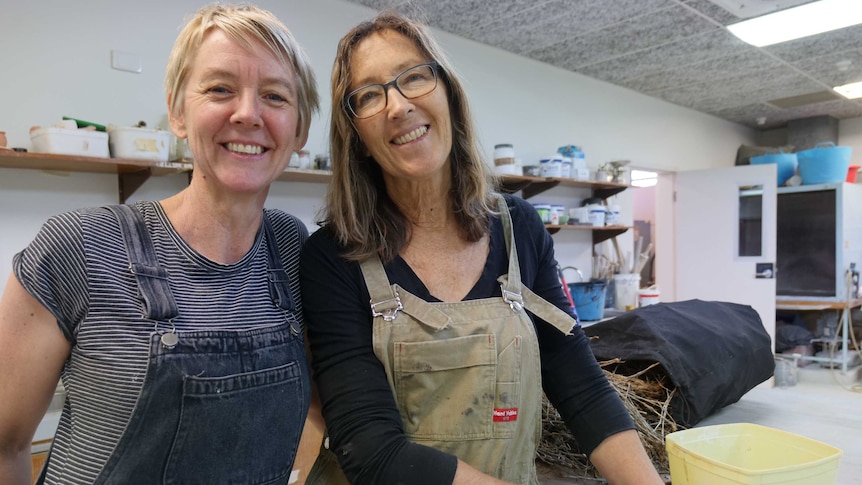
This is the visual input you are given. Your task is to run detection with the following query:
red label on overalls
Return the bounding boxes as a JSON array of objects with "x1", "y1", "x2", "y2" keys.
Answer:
[{"x1": 493, "y1": 408, "x2": 518, "y2": 422}]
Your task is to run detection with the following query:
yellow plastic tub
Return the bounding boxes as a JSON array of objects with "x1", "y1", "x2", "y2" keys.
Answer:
[{"x1": 666, "y1": 423, "x2": 842, "y2": 484}]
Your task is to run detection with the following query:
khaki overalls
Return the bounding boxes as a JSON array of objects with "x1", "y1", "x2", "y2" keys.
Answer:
[{"x1": 310, "y1": 196, "x2": 574, "y2": 484}]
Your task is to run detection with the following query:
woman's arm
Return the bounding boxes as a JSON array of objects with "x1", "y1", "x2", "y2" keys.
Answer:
[
  {"x1": 589, "y1": 430, "x2": 665, "y2": 484},
  {"x1": 508, "y1": 196, "x2": 663, "y2": 483},
  {"x1": 453, "y1": 460, "x2": 514, "y2": 484},
  {"x1": 0, "y1": 273, "x2": 71, "y2": 485}
]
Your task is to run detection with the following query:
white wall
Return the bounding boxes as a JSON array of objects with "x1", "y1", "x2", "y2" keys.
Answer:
[{"x1": 3, "y1": 0, "x2": 825, "y2": 295}]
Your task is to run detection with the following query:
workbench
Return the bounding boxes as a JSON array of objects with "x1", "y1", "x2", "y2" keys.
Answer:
[{"x1": 775, "y1": 298, "x2": 861, "y2": 373}]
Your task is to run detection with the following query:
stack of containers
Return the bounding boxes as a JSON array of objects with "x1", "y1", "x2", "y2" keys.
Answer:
[
  {"x1": 558, "y1": 145, "x2": 589, "y2": 179},
  {"x1": 750, "y1": 149, "x2": 798, "y2": 186}
]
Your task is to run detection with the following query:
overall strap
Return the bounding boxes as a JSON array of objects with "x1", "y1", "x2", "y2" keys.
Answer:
[
  {"x1": 359, "y1": 257, "x2": 451, "y2": 329},
  {"x1": 262, "y1": 211, "x2": 296, "y2": 312},
  {"x1": 496, "y1": 194, "x2": 524, "y2": 311},
  {"x1": 496, "y1": 194, "x2": 574, "y2": 336},
  {"x1": 107, "y1": 204, "x2": 179, "y2": 321}
]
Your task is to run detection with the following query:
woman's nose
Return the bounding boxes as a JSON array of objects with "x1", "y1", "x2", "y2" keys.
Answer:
[
  {"x1": 231, "y1": 90, "x2": 263, "y2": 127},
  {"x1": 385, "y1": 85, "x2": 414, "y2": 118}
]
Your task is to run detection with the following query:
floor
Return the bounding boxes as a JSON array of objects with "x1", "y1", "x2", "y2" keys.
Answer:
[{"x1": 539, "y1": 363, "x2": 862, "y2": 485}]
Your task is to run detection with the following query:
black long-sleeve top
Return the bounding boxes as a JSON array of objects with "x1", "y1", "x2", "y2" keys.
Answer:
[{"x1": 299, "y1": 194, "x2": 634, "y2": 485}]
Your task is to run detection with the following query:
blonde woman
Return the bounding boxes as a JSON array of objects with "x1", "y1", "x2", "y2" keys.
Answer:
[{"x1": 0, "y1": 4, "x2": 318, "y2": 483}]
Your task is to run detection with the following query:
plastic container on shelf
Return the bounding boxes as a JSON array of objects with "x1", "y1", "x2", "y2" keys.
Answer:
[
  {"x1": 108, "y1": 126, "x2": 171, "y2": 163},
  {"x1": 605, "y1": 204, "x2": 620, "y2": 225},
  {"x1": 532, "y1": 203, "x2": 551, "y2": 223},
  {"x1": 493, "y1": 143, "x2": 515, "y2": 166},
  {"x1": 539, "y1": 156, "x2": 563, "y2": 177},
  {"x1": 585, "y1": 204, "x2": 606, "y2": 227},
  {"x1": 30, "y1": 127, "x2": 109, "y2": 158},
  {"x1": 552, "y1": 204, "x2": 568, "y2": 225},
  {"x1": 666, "y1": 423, "x2": 842, "y2": 485}
]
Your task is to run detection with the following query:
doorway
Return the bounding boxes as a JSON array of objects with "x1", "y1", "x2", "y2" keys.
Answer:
[{"x1": 632, "y1": 169, "x2": 658, "y2": 288}]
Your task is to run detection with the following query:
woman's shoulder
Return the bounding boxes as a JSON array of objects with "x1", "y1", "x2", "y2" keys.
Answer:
[
  {"x1": 499, "y1": 193, "x2": 543, "y2": 227},
  {"x1": 263, "y1": 208, "x2": 310, "y2": 244}
]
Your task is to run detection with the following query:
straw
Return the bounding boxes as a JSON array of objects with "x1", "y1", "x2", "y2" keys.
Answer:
[{"x1": 538, "y1": 358, "x2": 679, "y2": 482}]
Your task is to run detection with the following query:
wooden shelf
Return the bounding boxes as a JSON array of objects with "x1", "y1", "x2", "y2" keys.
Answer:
[
  {"x1": 0, "y1": 150, "x2": 187, "y2": 175},
  {"x1": 0, "y1": 150, "x2": 191, "y2": 203},
  {"x1": 277, "y1": 168, "x2": 332, "y2": 184},
  {"x1": 0, "y1": 150, "x2": 333, "y2": 201},
  {"x1": 545, "y1": 224, "x2": 631, "y2": 243},
  {"x1": 499, "y1": 174, "x2": 628, "y2": 200},
  {"x1": 500, "y1": 174, "x2": 631, "y2": 242}
]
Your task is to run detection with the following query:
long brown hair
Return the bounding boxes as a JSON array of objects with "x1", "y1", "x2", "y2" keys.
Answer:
[{"x1": 323, "y1": 11, "x2": 497, "y2": 263}]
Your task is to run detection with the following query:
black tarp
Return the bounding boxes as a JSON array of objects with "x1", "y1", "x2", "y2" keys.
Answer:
[{"x1": 584, "y1": 299, "x2": 774, "y2": 427}]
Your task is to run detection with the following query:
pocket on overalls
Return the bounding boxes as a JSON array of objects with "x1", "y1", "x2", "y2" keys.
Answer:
[
  {"x1": 493, "y1": 336, "x2": 522, "y2": 439},
  {"x1": 394, "y1": 334, "x2": 496, "y2": 440},
  {"x1": 163, "y1": 361, "x2": 306, "y2": 485}
]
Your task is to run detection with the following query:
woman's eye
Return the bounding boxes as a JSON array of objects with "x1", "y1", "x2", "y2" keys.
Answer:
[
  {"x1": 207, "y1": 86, "x2": 232, "y2": 95},
  {"x1": 265, "y1": 93, "x2": 288, "y2": 104},
  {"x1": 356, "y1": 90, "x2": 380, "y2": 108}
]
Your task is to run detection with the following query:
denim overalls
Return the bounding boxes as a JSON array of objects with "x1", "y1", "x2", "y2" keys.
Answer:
[
  {"x1": 39, "y1": 204, "x2": 310, "y2": 485},
  {"x1": 309, "y1": 195, "x2": 574, "y2": 484}
]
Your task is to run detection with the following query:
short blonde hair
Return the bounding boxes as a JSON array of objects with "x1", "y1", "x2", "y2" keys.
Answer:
[{"x1": 164, "y1": 3, "x2": 319, "y2": 141}]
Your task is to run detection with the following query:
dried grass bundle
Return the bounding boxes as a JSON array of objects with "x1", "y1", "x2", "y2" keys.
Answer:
[{"x1": 537, "y1": 358, "x2": 681, "y2": 480}]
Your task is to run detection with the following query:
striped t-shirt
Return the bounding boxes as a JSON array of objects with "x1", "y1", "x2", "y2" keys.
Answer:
[{"x1": 13, "y1": 200, "x2": 307, "y2": 484}]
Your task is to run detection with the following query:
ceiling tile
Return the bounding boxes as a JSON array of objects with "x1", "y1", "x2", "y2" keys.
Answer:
[
  {"x1": 652, "y1": 68, "x2": 822, "y2": 112},
  {"x1": 710, "y1": 103, "x2": 787, "y2": 129},
  {"x1": 466, "y1": 0, "x2": 673, "y2": 56},
  {"x1": 682, "y1": 0, "x2": 741, "y2": 25},
  {"x1": 529, "y1": 6, "x2": 721, "y2": 71},
  {"x1": 764, "y1": 25, "x2": 862, "y2": 63},
  {"x1": 621, "y1": 50, "x2": 784, "y2": 94},
  {"x1": 792, "y1": 48, "x2": 862, "y2": 87},
  {"x1": 420, "y1": 0, "x2": 550, "y2": 35},
  {"x1": 575, "y1": 29, "x2": 749, "y2": 85}
]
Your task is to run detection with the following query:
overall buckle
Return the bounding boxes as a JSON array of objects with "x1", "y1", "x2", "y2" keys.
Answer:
[
  {"x1": 370, "y1": 291, "x2": 403, "y2": 321},
  {"x1": 500, "y1": 284, "x2": 524, "y2": 312}
]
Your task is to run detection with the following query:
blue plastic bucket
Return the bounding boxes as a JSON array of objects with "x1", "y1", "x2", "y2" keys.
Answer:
[
  {"x1": 750, "y1": 149, "x2": 797, "y2": 186},
  {"x1": 797, "y1": 142, "x2": 852, "y2": 185},
  {"x1": 568, "y1": 280, "x2": 607, "y2": 321}
]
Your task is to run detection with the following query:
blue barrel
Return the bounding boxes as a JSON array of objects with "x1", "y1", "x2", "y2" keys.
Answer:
[{"x1": 568, "y1": 280, "x2": 607, "y2": 321}]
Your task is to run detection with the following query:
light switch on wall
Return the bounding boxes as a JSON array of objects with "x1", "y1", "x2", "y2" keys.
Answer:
[{"x1": 111, "y1": 50, "x2": 142, "y2": 73}]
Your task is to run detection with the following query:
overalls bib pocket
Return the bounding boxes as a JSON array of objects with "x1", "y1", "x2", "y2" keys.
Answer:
[
  {"x1": 394, "y1": 334, "x2": 496, "y2": 440},
  {"x1": 164, "y1": 360, "x2": 305, "y2": 485}
]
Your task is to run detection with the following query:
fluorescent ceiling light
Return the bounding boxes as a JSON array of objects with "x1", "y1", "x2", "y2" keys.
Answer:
[
  {"x1": 834, "y1": 81, "x2": 862, "y2": 99},
  {"x1": 727, "y1": 0, "x2": 862, "y2": 47}
]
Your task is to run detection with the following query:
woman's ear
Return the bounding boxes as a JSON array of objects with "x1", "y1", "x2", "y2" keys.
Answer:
[{"x1": 167, "y1": 94, "x2": 187, "y2": 139}]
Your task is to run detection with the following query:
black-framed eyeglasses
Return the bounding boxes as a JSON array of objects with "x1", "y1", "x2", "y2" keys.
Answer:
[{"x1": 344, "y1": 61, "x2": 440, "y2": 119}]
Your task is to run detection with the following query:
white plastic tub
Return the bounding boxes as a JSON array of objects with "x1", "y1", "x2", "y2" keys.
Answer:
[
  {"x1": 108, "y1": 127, "x2": 171, "y2": 163},
  {"x1": 30, "y1": 127, "x2": 109, "y2": 158}
]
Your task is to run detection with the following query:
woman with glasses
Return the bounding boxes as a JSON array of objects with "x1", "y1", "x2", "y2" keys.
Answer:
[{"x1": 299, "y1": 11, "x2": 664, "y2": 485}]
